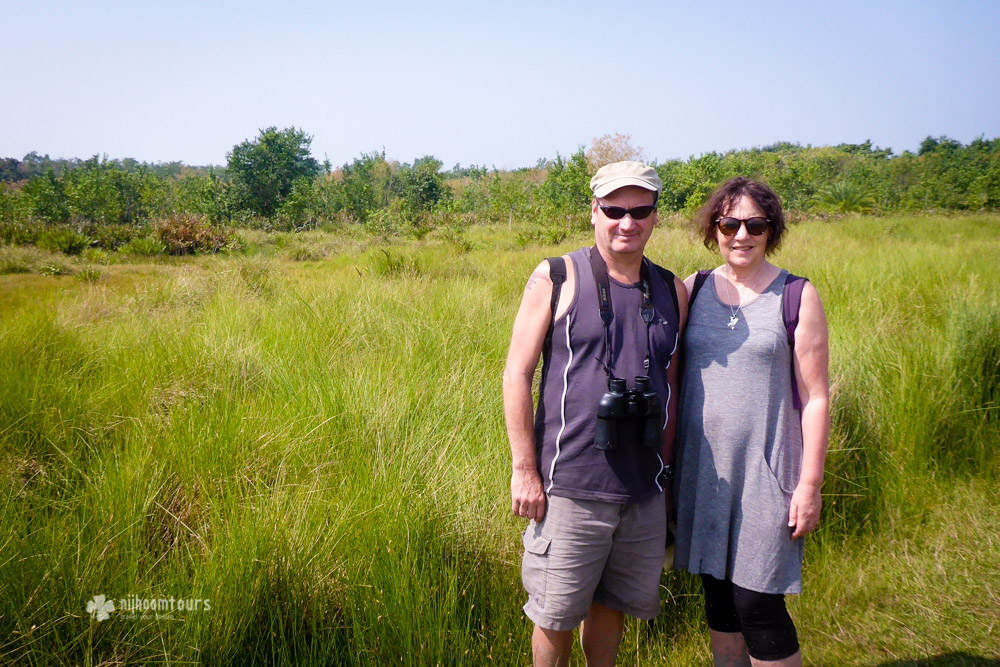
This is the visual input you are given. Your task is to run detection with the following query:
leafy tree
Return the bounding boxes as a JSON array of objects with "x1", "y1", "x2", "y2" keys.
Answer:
[
  {"x1": 397, "y1": 156, "x2": 447, "y2": 213},
  {"x1": 22, "y1": 168, "x2": 70, "y2": 222},
  {"x1": 277, "y1": 177, "x2": 324, "y2": 229},
  {"x1": 918, "y1": 135, "x2": 962, "y2": 156},
  {"x1": 226, "y1": 127, "x2": 320, "y2": 217},
  {"x1": 539, "y1": 149, "x2": 591, "y2": 214},
  {"x1": 61, "y1": 158, "x2": 165, "y2": 224},
  {"x1": 0, "y1": 158, "x2": 20, "y2": 182},
  {"x1": 335, "y1": 151, "x2": 395, "y2": 222},
  {"x1": 174, "y1": 170, "x2": 227, "y2": 222}
]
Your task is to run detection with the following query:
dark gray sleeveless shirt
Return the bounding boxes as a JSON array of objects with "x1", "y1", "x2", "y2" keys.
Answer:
[
  {"x1": 674, "y1": 269, "x2": 805, "y2": 594},
  {"x1": 534, "y1": 247, "x2": 680, "y2": 503}
]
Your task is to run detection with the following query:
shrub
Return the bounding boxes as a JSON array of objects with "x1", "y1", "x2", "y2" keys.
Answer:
[
  {"x1": 74, "y1": 268, "x2": 102, "y2": 282},
  {"x1": 514, "y1": 225, "x2": 568, "y2": 248},
  {"x1": 39, "y1": 261, "x2": 71, "y2": 276},
  {"x1": 369, "y1": 248, "x2": 421, "y2": 278},
  {"x1": 0, "y1": 219, "x2": 44, "y2": 246},
  {"x1": 0, "y1": 246, "x2": 34, "y2": 274},
  {"x1": 285, "y1": 244, "x2": 327, "y2": 262},
  {"x1": 156, "y1": 214, "x2": 230, "y2": 255},
  {"x1": 236, "y1": 260, "x2": 279, "y2": 297},
  {"x1": 81, "y1": 248, "x2": 113, "y2": 264},
  {"x1": 35, "y1": 228, "x2": 90, "y2": 255},
  {"x1": 84, "y1": 223, "x2": 147, "y2": 250},
  {"x1": 812, "y1": 181, "x2": 878, "y2": 213},
  {"x1": 440, "y1": 224, "x2": 474, "y2": 252},
  {"x1": 119, "y1": 237, "x2": 166, "y2": 256},
  {"x1": 219, "y1": 232, "x2": 247, "y2": 255},
  {"x1": 365, "y1": 206, "x2": 405, "y2": 239},
  {"x1": 404, "y1": 216, "x2": 434, "y2": 240}
]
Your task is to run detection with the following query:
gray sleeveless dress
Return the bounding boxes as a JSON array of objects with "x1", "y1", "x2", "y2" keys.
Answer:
[{"x1": 674, "y1": 269, "x2": 805, "y2": 594}]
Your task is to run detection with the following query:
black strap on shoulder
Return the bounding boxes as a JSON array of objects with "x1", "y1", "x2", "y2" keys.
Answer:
[
  {"x1": 678, "y1": 270, "x2": 711, "y2": 394},
  {"x1": 589, "y1": 246, "x2": 655, "y2": 380},
  {"x1": 783, "y1": 273, "x2": 808, "y2": 410},
  {"x1": 688, "y1": 269, "x2": 713, "y2": 307},
  {"x1": 589, "y1": 248, "x2": 616, "y2": 381},
  {"x1": 654, "y1": 265, "x2": 680, "y2": 324},
  {"x1": 542, "y1": 257, "x2": 567, "y2": 361},
  {"x1": 783, "y1": 273, "x2": 807, "y2": 344}
]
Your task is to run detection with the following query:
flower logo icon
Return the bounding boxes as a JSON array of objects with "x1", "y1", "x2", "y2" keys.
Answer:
[{"x1": 86, "y1": 594, "x2": 115, "y2": 622}]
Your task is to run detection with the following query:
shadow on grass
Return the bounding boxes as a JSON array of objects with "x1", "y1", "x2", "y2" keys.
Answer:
[{"x1": 876, "y1": 653, "x2": 1000, "y2": 666}]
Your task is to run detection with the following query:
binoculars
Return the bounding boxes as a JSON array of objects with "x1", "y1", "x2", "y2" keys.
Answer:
[{"x1": 594, "y1": 375, "x2": 663, "y2": 451}]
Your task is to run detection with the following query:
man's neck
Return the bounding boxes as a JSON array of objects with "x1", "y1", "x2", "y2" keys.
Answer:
[{"x1": 595, "y1": 245, "x2": 643, "y2": 283}]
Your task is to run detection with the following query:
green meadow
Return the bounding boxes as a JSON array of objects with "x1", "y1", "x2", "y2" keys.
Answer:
[{"x1": 2, "y1": 214, "x2": 999, "y2": 665}]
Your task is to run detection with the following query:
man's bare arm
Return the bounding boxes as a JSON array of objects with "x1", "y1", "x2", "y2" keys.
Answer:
[{"x1": 502, "y1": 261, "x2": 555, "y2": 522}]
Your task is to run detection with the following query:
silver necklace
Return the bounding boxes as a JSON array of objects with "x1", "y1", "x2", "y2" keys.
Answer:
[{"x1": 722, "y1": 267, "x2": 765, "y2": 330}]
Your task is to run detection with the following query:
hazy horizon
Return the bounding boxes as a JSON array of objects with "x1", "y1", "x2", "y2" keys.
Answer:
[{"x1": 4, "y1": 0, "x2": 999, "y2": 170}]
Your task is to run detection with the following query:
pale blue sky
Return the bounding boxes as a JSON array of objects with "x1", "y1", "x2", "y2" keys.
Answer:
[{"x1": 3, "y1": 0, "x2": 999, "y2": 169}]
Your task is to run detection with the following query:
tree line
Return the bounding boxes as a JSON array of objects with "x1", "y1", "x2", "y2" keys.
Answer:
[{"x1": 2, "y1": 128, "x2": 998, "y2": 237}]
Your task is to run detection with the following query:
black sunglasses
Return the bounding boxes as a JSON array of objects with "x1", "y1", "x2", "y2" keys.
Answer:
[
  {"x1": 716, "y1": 217, "x2": 770, "y2": 236},
  {"x1": 598, "y1": 203, "x2": 657, "y2": 220}
]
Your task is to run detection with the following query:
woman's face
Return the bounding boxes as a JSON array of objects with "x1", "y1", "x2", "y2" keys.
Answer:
[{"x1": 716, "y1": 195, "x2": 770, "y2": 270}]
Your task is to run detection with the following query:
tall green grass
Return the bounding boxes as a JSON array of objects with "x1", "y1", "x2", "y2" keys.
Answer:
[{"x1": 1, "y1": 214, "x2": 998, "y2": 664}]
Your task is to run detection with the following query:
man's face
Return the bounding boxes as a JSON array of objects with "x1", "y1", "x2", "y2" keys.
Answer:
[{"x1": 591, "y1": 185, "x2": 658, "y2": 259}]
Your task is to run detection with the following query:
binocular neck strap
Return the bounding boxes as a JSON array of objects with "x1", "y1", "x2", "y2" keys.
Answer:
[{"x1": 589, "y1": 246, "x2": 655, "y2": 383}]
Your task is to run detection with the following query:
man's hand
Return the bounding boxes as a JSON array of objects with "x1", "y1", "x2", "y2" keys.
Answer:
[
  {"x1": 511, "y1": 468, "x2": 546, "y2": 522},
  {"x1": 788, "y1": 482, "x2": 822, "y2": 539}
]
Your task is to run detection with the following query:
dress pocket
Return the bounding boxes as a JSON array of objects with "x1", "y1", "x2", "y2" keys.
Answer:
[{"x1": 764, "y1": 437, "x2": 801, "y2": 496}]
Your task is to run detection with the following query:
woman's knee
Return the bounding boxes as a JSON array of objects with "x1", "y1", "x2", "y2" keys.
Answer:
[{"x1": 730, "y1": 585, "x2": 799, "y2": 661}]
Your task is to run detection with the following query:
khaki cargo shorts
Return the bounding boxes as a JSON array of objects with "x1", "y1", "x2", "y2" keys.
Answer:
[{"x1": 521, "y1": 493, "x2": 667, "y2": 631}]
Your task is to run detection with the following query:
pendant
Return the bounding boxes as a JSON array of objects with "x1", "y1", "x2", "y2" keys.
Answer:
[{"x1": 728, "y1": 315, "x2": 738, "y2": 329}]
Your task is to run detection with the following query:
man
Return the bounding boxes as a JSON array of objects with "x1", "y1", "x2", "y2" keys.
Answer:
[{"x1": 503, "y1": 161, "x2": 687, "y2": 666}]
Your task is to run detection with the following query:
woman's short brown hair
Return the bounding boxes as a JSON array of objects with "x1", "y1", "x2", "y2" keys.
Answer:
[{"x1": 695, "y1": 177, "x2": 786, "y2": 255}]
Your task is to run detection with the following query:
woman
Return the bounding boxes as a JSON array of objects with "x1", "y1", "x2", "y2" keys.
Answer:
[{"x1": 674, "y1": 178, "x2": 830, "y2": 666}]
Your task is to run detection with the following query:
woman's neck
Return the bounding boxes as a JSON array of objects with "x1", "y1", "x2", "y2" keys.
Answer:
[{"x1": 725, "y1": 259, "x2": 771, "y2": 285}]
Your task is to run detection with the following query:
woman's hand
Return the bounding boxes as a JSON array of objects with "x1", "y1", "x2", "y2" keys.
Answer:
[{"x1": 788, "y1": 481, "x2": 822, "y2": 539}]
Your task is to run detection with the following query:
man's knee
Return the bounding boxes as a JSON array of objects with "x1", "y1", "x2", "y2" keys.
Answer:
[
  {"x1": 580, "y1": 603, "x2": 625, "y2": 667},
  {"x1": 533, "y1": 625, "x2": 573, "y2": 666}
]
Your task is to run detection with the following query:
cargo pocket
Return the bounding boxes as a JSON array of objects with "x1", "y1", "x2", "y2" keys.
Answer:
[{"x1": 521, "y1": 525, "x2": 552, "y2": 606}]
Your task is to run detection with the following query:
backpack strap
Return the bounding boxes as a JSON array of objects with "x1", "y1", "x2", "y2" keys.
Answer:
[
  {"x1": 688, "y1": 269, "x2": 713, "y2": 307},
  {"x1": 543, "y1": 257, "x2": 567, "y2": 360},
  {"x1": 783, "y1": 273, "x2": 808, "y2": 411},
  {"x1": 654, "y1": 264, "x2": 680, "y2": 323}
]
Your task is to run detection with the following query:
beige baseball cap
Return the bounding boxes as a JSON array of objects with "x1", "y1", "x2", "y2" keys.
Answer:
[{"x1": 590, "y1": 161, "x2": 662, "y2": 198}]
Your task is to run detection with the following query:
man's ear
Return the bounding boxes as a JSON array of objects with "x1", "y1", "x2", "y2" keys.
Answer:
[{"x1": 591, "y1": 198, "x2": 599, "y2": 225}]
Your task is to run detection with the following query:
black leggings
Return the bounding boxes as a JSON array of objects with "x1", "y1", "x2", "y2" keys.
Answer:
[{"x1": 701, "y1": 575, "x2": 800, "y2": 662}]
